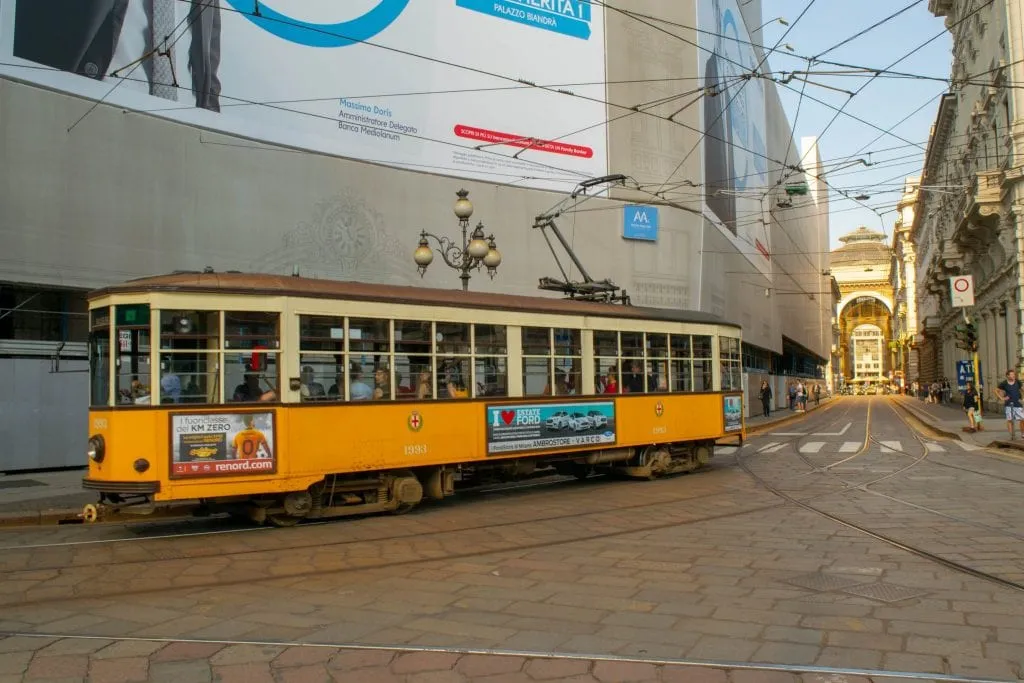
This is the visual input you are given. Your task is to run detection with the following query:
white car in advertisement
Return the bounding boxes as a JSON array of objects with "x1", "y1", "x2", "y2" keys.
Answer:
[
  {"x1": 545, "y1": 411, "x2": 570, "y2": 430},
  {"x1": 587, "y1": 410, "x2": 608, "y2": 428},
  {"x1": 568, "y1": 413, "x2": 594, "y2": 432}
]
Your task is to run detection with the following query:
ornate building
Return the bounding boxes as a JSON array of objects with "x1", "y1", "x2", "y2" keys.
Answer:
[
  {"x1": 832, "y1": 227, "x2": 895, "y2": 386},
  {"x1": 904, "y1": 0, "x2": 1024, "y2": 391},
  {"x1": 891, "y1": 178, "x2": 920, "y2": 388}
]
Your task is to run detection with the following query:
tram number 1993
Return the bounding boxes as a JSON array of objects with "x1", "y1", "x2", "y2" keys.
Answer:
[{"x1": 404, "y1": 444, "x2": 428, "y2": 456}]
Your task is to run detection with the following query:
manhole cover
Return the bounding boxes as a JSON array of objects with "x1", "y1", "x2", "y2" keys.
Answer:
[
  {"x1": 0, "y1": 479, "x2": 44, "y2": 490},
  {"x1": 783, "y1": 572, "x2": 868, "y2": 592},
  {"x1": 840, "y1": 582, "x2": 930, "y2": 603}
]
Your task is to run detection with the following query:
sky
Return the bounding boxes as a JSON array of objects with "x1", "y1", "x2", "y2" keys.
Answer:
[{"x1": 757, "y1": 0, "x2": 954, "y2": 249}]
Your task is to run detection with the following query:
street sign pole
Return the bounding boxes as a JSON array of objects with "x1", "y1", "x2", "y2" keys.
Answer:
[{"x1": 952, "y1": 276, "x2": 980, "y2": 412}]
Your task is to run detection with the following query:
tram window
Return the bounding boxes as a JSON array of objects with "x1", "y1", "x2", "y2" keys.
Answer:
[
  {"x1": 522, "y1": 327, "x2": 551, "y2": 355},
  {"x1": 670, "y1": 334, "x2": 691, "y2": 358},
  {"x1": 89, "y1": 307, "x2": 111, "y2": 406},
  {"x1": 115, "y1": 304, "x2": 152, "y2": 405},
  {"x1": 475, "y1": 356, "x2": 508, "y2": 397},
  {"x1": 620, "y1": 333, "x2": 644, "y2": 393},
  {"x1": 553, "y1": 329, "x2": 580, "y2": 395},
  {"x1": 594, "y1": 331, "x2": 618, "y2": 357},
  {"x1": 298, "y1": 356, "x2": 335, "y2": 401},
  {"x1": 299, "y1": 315, "x2": 344, "y2": 402},
  {"x1": 162, "y1": 353, "x2": 218, "y2": 404},
  {"x1": 225, "y1": 311, "x2": 279, "y2": 350},
  {"x1": 523, "y1": 357, "x2": 550, "y2": 397},
  {"x1": 670, "y1": 335, "x2": 693, "y2": 393},
  {"x1": 300, "y1": 315, "x2": 344, "y2": 352},
  {"x1": 474, "y1": 325, "x2": 507, "y2": 397},
  {"x1": 349, "y1": 319, "x2": 390, "y2": 353},
  {"x1": 693, "y1": 335, "x2": 714, "y2": 391},
  {"x1": 227, "y1": 353, "x2": 277, "y2": 403},
  {"x1": 160, "y1": 310, "x2": 219, "y2": 349},
  {"x1": 694, "y1": 359, "x2": 714, "y2": 391},
  {"x1": 440, "y1": 357, "x2": 471, "y2": 398},
  {"x1": 720, "y1": 336, "x2": 742, "y2": 390},
  {"x1": 436, "y1": 322, "x2": 470, "y2": 354},
  {"x1": 670, "y1": 359, "x2": 692, "y2": 392},
  {"x1": 474, "y1": 324, "x2": 507, "y2": 355},
  {"x1": 692, "y1": 335, "x2": 713, "y2": 359},
  {"x1": 395, "y1": 320, "x2": 432, "y2": 400}
]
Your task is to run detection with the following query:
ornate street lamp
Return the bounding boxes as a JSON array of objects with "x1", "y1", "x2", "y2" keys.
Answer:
[{"x1": 413, "y1": 189, "x2": 502, "y2": 291}]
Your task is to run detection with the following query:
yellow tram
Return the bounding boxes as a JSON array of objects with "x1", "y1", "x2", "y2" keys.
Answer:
[{"x1": 83, "y1": 272, "x2": 745, "y2": 526}]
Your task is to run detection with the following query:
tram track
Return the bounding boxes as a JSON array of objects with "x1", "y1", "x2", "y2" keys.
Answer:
[
  {"x1": 737, "y1": 396, "x2": 1024, "y2": 594},
  {"x1": 0, "y1": 495, "x2": 786, "y2": 609}
]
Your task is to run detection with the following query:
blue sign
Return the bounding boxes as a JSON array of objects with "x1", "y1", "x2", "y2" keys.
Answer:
[
  {"x1": 623, "y1": 205, "x2": 659, "y2": 241},
  {"x1": 223, "y1": 0, "x2": 410, "y2": 47},
  {"x1": 957, "y1": 359, "x2": 984, "y2": 391},
  {"x1": 456, "y1": 0, "x2": 593, "y2": 40},
  {"x1": 486, "y1": 401, "x2": 616, "y2": 455}
]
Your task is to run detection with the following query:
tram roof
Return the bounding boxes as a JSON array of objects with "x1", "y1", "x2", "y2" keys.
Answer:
[{"x1": 91, "y1": 272, "x2": 741, "y2": 329}]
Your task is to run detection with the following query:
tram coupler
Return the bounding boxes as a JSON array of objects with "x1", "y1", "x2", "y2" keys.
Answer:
[{"x1": 79, "y1": 503, "x2": 104, "y2": 523}]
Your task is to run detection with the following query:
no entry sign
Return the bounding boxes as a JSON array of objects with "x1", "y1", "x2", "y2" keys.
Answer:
[{"x1": 950, "y1": 275, "x2": 975, "y2": 307}]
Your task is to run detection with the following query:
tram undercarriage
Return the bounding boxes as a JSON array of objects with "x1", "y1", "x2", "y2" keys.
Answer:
[{"x1": 81, "y1": 440, "x2": 718, "y2": 527}]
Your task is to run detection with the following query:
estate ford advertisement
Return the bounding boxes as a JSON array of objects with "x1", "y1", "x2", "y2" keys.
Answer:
[
  {"x1": 171, "y1": 411, "x2": 276, "y2": 477},
  {"x1": 486, "y1": 401, "x2": 616, "y2": 455}
]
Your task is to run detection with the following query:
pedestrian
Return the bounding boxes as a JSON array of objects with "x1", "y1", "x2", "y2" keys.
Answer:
[
  {"x1": 796, "y1": 381, "x2": 806, "y2": 412},
  {"x1": 962, "y1": 380, "x2": 981, "y2": 432},
  {"x1": 995, "y1": 368, "x2": 1024, "y2": 440},
  {"x1": 759, "y1": 380, "x2": 772, "y2": 418},
  {"x1": 788, "y1": 382, "x2": 796, "y2": 411},
  {"x1": 813, "y1": 384, "x2": 821, "y2": 407}
]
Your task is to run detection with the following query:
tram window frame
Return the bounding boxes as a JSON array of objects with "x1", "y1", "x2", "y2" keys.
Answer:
[
  {"x1": 553, "y1": 328, "x2": 581, "y2": 396},
  {"x1": 158, "y1": 310, "x2": 222, "y2": 404},
  {"x1": 474, "y1": 324, "x2": 508, "y2": 398},
  {"x1": 89, "y1": 307, "x2": 111, "y2": 407},
  {"x1": 522, "y1": 327, "x2": 552, "y2": 397},
  {"x1": 348, "y1": 318, "x2": 391, "y2": 401},
  {"x1": 692, "y1": 335, "x2": 714, "y2": 392},
  {"x1": 646, "y1": 334, "x2": 670, "y2": 393},
  {"x1": 396, "y1": 319, "x2": 434, "y2": 400},
  {"x1": 594, "y1": 331, "x2": 620, "y2": 394},
  {"x1": 114, "y1": 304, "x2": 152, "y2": 406},
  {"x1": 620, "y1": 332, "x2": 645, "y2": 393},
  {"x1": 224, "y1": 311, "x2": 280, "y2": 404},
  {"x1": 720, "y1": 336, "x2": 742, "y2": 391},
  {"x1": 298, "y1": 315, "x2": 345, "y2": 401}
]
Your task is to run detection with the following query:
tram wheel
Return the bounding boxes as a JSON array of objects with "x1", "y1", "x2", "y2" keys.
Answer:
[{"x1": 267, "y1": 513, "x2": 302, "y2": 527}]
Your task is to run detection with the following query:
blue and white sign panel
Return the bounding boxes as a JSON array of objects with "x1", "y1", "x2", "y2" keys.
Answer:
[
  {"x1": 456, "y1": 0, "x2": 593, "y2": 39},
  {"x1": 486, "y1": 401, "x2": 616, "y2": 455},
  {"x1": 0, "y1": 0, "x2": 607, "y2": 190},
  {"x1": 956, "y1": 360, "x2": 973, "y2": 391},
  {"x1": 623, "y1": 205, "x2": 659, "y2": 241}
]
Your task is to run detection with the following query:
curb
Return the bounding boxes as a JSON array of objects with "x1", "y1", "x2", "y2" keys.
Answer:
[
  {"x1": 0, "y1": 508, "x2": 82, "y2": 528},
  {"x1": 892, "y1": 399, "x2": 964, "y2": 441},
  {"x1": 746, "y1": 399, "x2": 836, "y2": 436}
]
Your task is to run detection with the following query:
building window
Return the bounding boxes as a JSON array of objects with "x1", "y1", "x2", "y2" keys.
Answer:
[{"x1": 0, "y1": 284, "x2": 88, "y2": 343}]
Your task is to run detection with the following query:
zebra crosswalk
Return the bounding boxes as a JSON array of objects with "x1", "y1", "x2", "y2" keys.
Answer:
[{"x1": 746, "y1": 439, "x2": 983, "y2": 455}]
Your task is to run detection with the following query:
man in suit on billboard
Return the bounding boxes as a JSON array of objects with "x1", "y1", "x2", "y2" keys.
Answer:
[{"x1": 12, "y1": 0, "x2": 220, "y2": 112}]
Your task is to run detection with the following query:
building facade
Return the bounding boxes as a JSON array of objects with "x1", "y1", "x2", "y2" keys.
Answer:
[
  {"x1": 832, "y1": 227, "x2": 895, "y2": 388},
  {"x1": 904, "y1": 0, "x2": 1024, "y2": 395},
  {"x1": 0, "y1": 1, "x2": 831, "y2": 470}
]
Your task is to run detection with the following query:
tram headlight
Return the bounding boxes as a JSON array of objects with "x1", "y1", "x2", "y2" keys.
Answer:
[{"x1": 87, "y1": 435, "x2": 105, "y2": 463}]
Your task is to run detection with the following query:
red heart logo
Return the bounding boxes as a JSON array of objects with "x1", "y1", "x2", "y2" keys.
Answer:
[{"x1": 500, "y1": 410, "x2": 516, "y2": 425}]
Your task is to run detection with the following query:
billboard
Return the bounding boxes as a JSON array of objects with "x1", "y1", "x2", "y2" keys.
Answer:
[
  {"x1": 486, "y1": 401, "x2": 616, "y2": 455},
  {"x1": 170, "y1": 411, "x2": 276, "y2": 477},
  {"x1": 698, "y1": 0, "x2": 771, "y2": 276},
  {"x1": 0, "y1": 0, "x2": 608, "y2": 190}
]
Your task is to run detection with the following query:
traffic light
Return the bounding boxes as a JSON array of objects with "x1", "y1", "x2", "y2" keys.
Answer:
[{"x1": 955, "y1": 322, "x2": 978, "y2": 352}]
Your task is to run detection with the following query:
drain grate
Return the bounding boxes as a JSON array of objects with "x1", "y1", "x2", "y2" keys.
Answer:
[
  {"x1": 840, "y1": 582, "x2": 930, "y2": 603},
  {"x1": 0, "y1": 479, "x2": 45, "y2": 490},
  {"x1": 783, "y1": 572, "x2": 869, "y2": 592}
]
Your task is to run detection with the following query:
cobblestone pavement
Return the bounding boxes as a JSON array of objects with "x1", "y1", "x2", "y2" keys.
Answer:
[{"x1": 1, "y1": 396, "x2": 1024, "y2": 682}]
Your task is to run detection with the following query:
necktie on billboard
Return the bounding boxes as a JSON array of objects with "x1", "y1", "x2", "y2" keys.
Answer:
[{"x1": 150, "y1": 0, "x2": 178, "y2": 100}]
